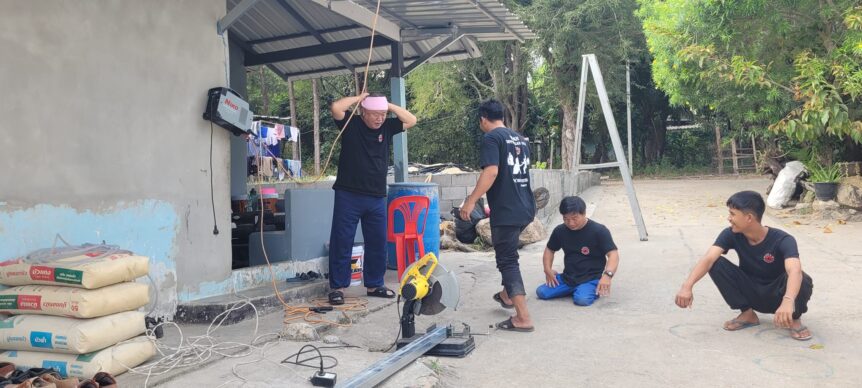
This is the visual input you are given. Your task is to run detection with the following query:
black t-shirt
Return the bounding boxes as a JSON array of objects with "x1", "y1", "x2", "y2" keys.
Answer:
[
  {"x1": 713, "y1": 227, "x2": 800, "y2": 284},
  {"x1": 479, "y1": 127, "x2": 536, "y2": 227},
  {"x1": 547, "y1": 220, "x2": 617, "y2": 286},
  {"x1": 332, "y1": 113, "x2": 404, "y2": 197}
]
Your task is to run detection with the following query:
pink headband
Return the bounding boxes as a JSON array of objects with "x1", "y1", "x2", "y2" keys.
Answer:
[{"x1": 361, "y1": 96, "x2": 389, "y2": 111}]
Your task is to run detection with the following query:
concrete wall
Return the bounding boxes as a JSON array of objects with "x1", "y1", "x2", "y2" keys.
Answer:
[
  {"x1": 0, "y1": 1, "x2": 232, "y2": 318},
  {"x1": 265, "y1": 169, "x2": 599, "y2": 222}
]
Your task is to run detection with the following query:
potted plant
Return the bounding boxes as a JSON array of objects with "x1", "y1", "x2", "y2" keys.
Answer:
[{"x1": 806, "y1": 161, "x2": 844, "y2": 201}]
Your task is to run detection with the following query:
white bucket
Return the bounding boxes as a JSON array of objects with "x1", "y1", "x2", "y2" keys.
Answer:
[{"x1": 350, "y1": 244, "x2": 364, "y2": 287}]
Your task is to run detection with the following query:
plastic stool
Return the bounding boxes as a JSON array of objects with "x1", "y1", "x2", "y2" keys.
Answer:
[{"x1": 387, "y1": 195, "x2": 430, "y2": 280}]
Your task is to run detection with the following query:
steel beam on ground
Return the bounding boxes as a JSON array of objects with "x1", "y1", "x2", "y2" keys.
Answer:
[{"x1": 339, "y1": 325, "x2": 448, "y2": 388}]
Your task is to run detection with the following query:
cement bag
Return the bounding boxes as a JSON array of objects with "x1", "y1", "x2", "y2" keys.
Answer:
[
  {"x1": 0, "y1": 336, "x2": 155, "y2": 378},
  {"x1": 767, "y1": 161, "x2": 806, "y2": 209},
  {"x1": 0, "y1": 283, "x2": 149, "y2": 318},
  {"x1": 0, "y1": 253, "x2": 149, "y2": 289},
  {"x1": 0, "y1": 311, "x2": 146, "y2": 354}
]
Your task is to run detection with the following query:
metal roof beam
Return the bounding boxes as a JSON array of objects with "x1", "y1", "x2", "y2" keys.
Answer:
[
  {"x1": 247, "y1": 25, "x2": 361, "y2": 46},
  {"x1": 310, "y1": 0, "x2": 402, "y2": 41},
  {"x1": 245, "y1": 36, "x2": 394, "y2": 66},
  {"x1": 404, "y1": 33, "x2": 465, "y2": 75},
  {"x1": 218, "y1": 0, "x2": 261, "y2": 35},
  {"x1": 282, "y1": 50, "x2": 471, "y2": 79},
  {"x1": 469, "y1": 0, "x2": 524, "y2": 42},
  {"x1": 276, "y1": 0, "x2": 356, "y2": 71},
  {"x1": 401, "y1": 26, "x2": 505, "y2": 42}
]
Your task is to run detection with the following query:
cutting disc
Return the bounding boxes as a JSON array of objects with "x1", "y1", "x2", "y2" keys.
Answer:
[{"x1": 401, "y1": 259, "x2": 460, "y2": 315}]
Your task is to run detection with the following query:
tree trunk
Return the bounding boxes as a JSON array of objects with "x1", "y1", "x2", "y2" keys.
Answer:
[
  {"x1": 354, "y1": 71, "x2": 361, "y2": 95},
  {"x1": 313, "y1": 78, "x2": 320, "y2": 175},
  {"x1": 259, "y1": 67, "x2": 270, "y2": 114},
  {"x1": 561, "y1": 103, "x2": 577, "y2": 170},
  {"x1": 288, "y1": 80, "x2": 299, "y2": 161}
]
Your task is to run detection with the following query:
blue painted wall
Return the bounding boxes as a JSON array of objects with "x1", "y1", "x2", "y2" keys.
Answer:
[{"x1": 0, "y1": 201, "x2": 179, "y2": 317}]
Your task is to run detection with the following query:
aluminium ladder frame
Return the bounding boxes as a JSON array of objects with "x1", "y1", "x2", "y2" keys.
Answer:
[{"x1": 574, "y1": 54, "x2": 648, "y2": 241}]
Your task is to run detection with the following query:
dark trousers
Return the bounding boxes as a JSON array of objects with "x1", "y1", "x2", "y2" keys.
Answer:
[
  {"x1": 492, "y1": 225, "x2": 527, "y2": 298},
  {"x1": 329, "y1": 190, "x2": 387, "y2": 289},
  {"x1": 708, "y1": 256, "x2": 813, "y2": 320}
]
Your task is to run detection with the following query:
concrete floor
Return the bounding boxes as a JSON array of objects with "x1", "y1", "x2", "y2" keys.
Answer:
[{"x1": 126, "y1": 177, "x2": 862, "y2": 387}]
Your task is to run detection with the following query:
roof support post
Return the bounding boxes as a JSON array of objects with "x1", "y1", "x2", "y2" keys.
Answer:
[{"x1": 390, "y1": 41, "x2": 408, "y2": 183}]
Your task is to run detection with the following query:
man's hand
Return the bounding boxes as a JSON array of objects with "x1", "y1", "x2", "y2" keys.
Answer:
[
  {"x1": 357, "y1": 92, "x2": 369, "y2": 101},
  {"x1": 774, "y1": 299, "x2": 794, "y2": 328},
  {"x1": 675, "y1": 286, "x2": 694, "y2": 308},
  {"x1": 596, "y1": 275, "x2": 611, "y2": 296},
  {"x1": 459, "y1": 199, "x2": 476, "y2": 222},
  {"x1": 544, "y1": 269, "x2": 559, "y2": 288}
]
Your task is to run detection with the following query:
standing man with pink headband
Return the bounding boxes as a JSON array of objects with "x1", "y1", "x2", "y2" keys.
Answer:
[{"x1": 326, "y1": 92, "x2": 417, "y2": 305}]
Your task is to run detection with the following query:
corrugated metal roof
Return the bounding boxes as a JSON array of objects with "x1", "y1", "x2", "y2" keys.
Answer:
[{"x1": 227, "y1": 0, "x2": 535, "y2": 80}]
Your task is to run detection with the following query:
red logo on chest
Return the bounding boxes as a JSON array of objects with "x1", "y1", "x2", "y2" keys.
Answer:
[
  {"x1": 581, "y1": 247, "x2": 590, "y2": 255},
  {"x1": 763, "y1": 253, "x2": 775, "y2": 263}
]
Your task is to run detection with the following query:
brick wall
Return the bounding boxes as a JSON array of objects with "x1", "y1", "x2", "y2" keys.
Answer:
[{"x1": 264, "y1": 169, "x2": 600, "y2": 222}]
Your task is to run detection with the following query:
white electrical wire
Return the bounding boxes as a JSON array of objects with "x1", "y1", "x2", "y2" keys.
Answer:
[{"x1": 117, "y1": 280, "x2": 281, "y2": 387}]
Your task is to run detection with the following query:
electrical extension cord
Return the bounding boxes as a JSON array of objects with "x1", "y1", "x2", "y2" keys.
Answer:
[{"x1": 311, "y1": 371, "x2": 337, "y2": 387}]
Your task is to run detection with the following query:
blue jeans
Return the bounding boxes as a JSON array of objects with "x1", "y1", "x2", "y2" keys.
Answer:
[
  {"x1": 329, "y1": 190, "x2": 387, "y2": 289},
  {"x1": 536, "y1": 274, "x2": 599, "y2": 306}
]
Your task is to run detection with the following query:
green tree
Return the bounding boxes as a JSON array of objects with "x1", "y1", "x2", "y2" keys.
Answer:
[{"x1": 639, "y1": 1, "x2": 862, "y2": 158}]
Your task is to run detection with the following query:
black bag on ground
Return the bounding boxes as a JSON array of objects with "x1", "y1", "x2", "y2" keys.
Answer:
[{"x1": 452, "y1": 197, "x2": 487, "y2": 244}]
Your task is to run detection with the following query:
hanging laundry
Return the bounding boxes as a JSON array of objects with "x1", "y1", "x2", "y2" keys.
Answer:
[
  {"x1": 268, "y1": 143, "x2": 281, "y2": 159},
  {"x1": 274, "y1": 124, "x2": 286, "y2": 140},
  {"x1": 260, "y1": 157, "x2": 274, "y2": 178},
  {"x1": 250, "y1": 121, "x2": 262, "y2": 137},
  {"x1": 288, "y1": 126, "x2": 299, "y2": 142}
]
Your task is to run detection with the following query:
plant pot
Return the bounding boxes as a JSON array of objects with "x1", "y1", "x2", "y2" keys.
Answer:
[{"x1": 813, "y1": 182, "x2": 839, "y2": 201}]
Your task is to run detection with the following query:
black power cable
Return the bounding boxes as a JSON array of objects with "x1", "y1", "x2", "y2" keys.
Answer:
[
  {"x1": 209, "y1": 120, "x2": 219, "y2": 235},
  {"x1": 280, "y1": 344, "x2": 358, "y2": 370}
]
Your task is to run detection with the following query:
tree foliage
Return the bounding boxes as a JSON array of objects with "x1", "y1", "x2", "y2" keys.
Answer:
[{"x1": 639, "y1": 1, "x2": 862, "y2": 145}]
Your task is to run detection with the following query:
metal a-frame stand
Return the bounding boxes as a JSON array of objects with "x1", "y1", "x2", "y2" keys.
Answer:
[{"x1": 574, "y1": 54, "x2": 648, "y2": 241}]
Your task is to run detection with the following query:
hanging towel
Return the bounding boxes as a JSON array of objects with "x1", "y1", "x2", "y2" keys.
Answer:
[
  {"x1": 274, "y1": 124, "x2": 286, "y2": 140},
  {"x1": 288, "y1": 126, "x2": 299, "y2": 142}
]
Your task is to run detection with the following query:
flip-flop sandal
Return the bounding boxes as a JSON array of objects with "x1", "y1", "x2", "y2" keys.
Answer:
[
  {"x1": 93, "y1": 372, "x2": 118, "y2": 388},
  {"x1": 367, "y1": 286, "x2": 396, "y2": 299},
  {"x1": 791, "y1": 325, "x2": 813, "y2": 341},
  {"x1": 723, "y1": 318, "x2": 760, "y2": 331},
  {"x1": 493, "y1": 292, "x2": 514, "y2": 309},
  {"x1": 328, "y1": 291, "x2": 345, "y2": 305},
  {"x1": 496, "y1": 317, "x2": 534, "y2": 332}
]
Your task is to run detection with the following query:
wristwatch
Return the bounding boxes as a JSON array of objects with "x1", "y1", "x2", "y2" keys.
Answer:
[{"x1": 603, "y1": 270, "x2": 614, "y2": 278}]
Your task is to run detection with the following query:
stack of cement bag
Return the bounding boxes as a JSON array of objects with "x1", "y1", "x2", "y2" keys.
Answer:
[{"x1": 0, "y1": 244, "x2": 156, "y2": 381}]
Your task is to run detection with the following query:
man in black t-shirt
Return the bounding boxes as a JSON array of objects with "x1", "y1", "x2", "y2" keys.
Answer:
[
  {"x1": 675, "y1": 191, "x2": 814, "y2": 340},
  {"x1": 326, "y1": 93, "x2": 417, "y2": 305},
  {"x1": 460, "y1": 99, "x2": 536, "y2": 332},
  {"x1": 537, "y1": 196, "x2": 619, "y2": 306}
]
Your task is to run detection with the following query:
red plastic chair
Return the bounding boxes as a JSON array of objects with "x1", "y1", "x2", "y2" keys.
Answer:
[{"x1": 387, "y1": 195, "x2": 430, "y2": 280}]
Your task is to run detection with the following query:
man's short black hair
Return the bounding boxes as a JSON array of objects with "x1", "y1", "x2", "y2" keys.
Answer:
[
  {"x1": 726, "y1": 190, "x2": 765, "y2": 221},
  {"x1": 559, "y1": 196, "x2": 587, "y2": 215},
  {"x1": 478, "y1": 99, "x2": 505, "y2": 121}
]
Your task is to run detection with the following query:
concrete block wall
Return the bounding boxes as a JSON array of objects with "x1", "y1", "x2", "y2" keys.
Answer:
[{"x1": 262, "y1": 169, "x2": 599, "y2": 223}]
